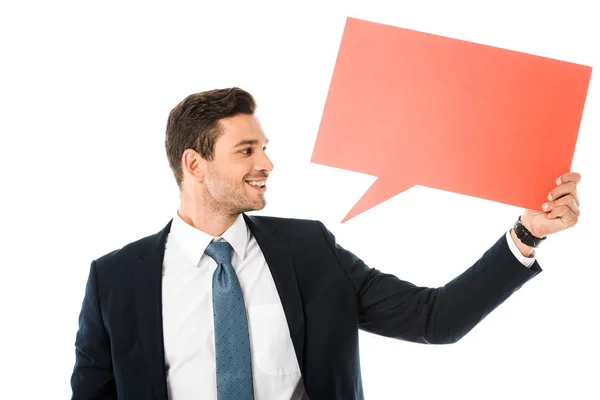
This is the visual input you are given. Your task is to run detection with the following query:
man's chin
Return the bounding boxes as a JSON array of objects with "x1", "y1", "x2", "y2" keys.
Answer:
[
  {"x1": 235, "y1": 201, "x2": 266, "y2": 215},
  {"x1": 249, "y1": 200, "x2": 267, "y2": 212}
]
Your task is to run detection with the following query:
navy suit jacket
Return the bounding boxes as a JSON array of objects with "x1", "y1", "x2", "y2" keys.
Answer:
[{"x1": 71, "y1": 213, "x2": 541, "y2": 399}]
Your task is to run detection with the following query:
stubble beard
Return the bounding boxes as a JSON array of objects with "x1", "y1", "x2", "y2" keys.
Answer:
[{"x1": 205, "y1": 166, "x2": 266, "y2": 218}]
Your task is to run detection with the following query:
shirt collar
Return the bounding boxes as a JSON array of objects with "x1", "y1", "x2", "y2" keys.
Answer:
[{"x1": 170, "y1": 211, "x2": 248, "y2": 264}]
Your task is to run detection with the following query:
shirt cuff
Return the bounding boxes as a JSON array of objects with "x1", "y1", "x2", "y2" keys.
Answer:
[{"x1": 505, "y1": 230, "x2": 536, "y2": 268}]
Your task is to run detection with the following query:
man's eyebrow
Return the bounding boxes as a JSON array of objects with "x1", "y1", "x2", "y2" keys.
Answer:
[{"x1": 233, "y1": 139, "x2": 269, "y2": 148}]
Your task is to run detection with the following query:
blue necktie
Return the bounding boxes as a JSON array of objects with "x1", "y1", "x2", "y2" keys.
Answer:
[{"x1": 204, "y1": 241, "x2": 254, "y2": 400}]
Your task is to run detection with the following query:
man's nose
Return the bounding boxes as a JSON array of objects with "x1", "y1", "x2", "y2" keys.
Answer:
[{"x1": 255, "y1": 150, "x2": 274, "y2": 172}]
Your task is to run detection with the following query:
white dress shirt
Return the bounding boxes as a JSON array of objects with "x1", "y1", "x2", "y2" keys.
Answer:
[
  {"x1": 162, "y1": 212, "x2": 308, "y2": 400},
  {"x1": 161, "y1": 212, "x2": 534, "y2": 399}
]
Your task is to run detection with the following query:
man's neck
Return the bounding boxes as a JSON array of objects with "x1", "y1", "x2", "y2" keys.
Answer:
[{"x1": 177, "y1": 204, "x2": 239, "y2": 237}]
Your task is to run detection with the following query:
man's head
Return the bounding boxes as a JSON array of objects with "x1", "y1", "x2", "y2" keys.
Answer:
[{"x1": 165, "y1": 87, "x2": 273, "y2": 217}]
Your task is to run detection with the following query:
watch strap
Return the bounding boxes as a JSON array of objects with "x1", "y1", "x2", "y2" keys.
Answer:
[{"x1": 513, "y1": 216, "x2": 546, "y2": 247}]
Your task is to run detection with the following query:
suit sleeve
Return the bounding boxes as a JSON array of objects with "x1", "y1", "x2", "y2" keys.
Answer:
[
  {"x1": 315, "y1": 221, "x2": 542, "y2": 344},
  {"x1": 70, "y1": 260, "x2": 117, "y2": 399}
]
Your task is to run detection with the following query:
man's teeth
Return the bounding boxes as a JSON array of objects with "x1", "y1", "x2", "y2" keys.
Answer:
[{"x1": 248, "y1": 181, "x2": 266, "y2": 187}]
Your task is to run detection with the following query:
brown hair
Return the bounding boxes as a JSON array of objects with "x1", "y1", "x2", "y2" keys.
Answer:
[{"x1": 165, "y1": 87, "x2": 257, "y2": 189}]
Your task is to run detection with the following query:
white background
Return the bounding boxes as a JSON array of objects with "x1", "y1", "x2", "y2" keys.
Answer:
[{"x1": 1, "y1": 0, "x2": 599, "y2": 398}]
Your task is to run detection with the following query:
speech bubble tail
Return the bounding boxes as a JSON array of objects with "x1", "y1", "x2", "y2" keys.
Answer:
[{"x1": 341, "y1": 177, "x2": 415, "y2": 223}]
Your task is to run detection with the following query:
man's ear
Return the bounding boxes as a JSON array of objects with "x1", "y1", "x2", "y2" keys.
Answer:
[{"x1": 182, "y1": 149, "x2": 207, "y2": 183}]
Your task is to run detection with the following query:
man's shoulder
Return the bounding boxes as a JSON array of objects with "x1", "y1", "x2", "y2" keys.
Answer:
[
  {"x1": 94, "y1": 234, "x2": 152, "y2": 263},
  {"x1": 248, "y1": 214, "x2": 323, "y2": 230},
  {"x1": 92, "y1": 219, "x2": 171, "y2": 271},
  {"x1": 247, "y1": 213, "x2": 334, "y2": 240}
]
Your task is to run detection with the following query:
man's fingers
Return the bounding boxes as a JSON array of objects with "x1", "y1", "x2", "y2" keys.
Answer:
[
  {"x1": 547, "y1": 205, "x2": 579, "y2": 227},
  {"x1": 543, "y1": 195, "x2": 580, "y2": 216},
  {"x1": 571, "y1": 187, "x2": 580, "y2": 207},
  {"x1": 549, "y1": 182, "x2": 577, "y2": 202},
  {"x1": 556, "y1": 172, "x2": 581, "y2": 186}
]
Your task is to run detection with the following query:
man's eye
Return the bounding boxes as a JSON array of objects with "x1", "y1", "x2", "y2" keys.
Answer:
[{"x1": 241, "y1": 148, "x2": 253, "y2": 155}]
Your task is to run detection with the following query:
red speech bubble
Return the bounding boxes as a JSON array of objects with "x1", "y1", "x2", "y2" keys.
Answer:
[{"x1": 312, "y1": 17, "x2": 592, "y2": 222}]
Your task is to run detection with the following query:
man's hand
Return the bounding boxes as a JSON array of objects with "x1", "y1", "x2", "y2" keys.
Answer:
[{"x1": 519, "y1": 171, "x2": 582, "y2": 240}]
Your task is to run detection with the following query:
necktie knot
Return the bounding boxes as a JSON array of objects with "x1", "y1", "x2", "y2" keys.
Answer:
[{"x1": 204, "y1": 241, "x2": 233, "y2": 265}]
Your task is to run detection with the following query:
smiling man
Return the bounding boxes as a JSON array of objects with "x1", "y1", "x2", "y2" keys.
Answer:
[
  {"x1": 174, "y1": 105, "x2": 273, "y2": 236},
  {"x1": 70, "y1": 87, "x2": 582, "y2": 400}
]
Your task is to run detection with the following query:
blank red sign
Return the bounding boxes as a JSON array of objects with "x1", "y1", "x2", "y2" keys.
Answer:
[{"x1": 312, "y1": 17, "x2": 592, "y2": 222}]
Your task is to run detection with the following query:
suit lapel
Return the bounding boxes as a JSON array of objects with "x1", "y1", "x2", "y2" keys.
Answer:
[
  {"x1": 132, "y1": 219, "x2": 171, "y2": 400},
  {"x1": 243, "y1": 214, "x2": 306, "y2": 376}
]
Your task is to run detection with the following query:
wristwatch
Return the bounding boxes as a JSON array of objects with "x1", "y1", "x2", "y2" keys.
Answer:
[{"x1": 513, "y1": 216, "x2": 546, "y2": 247}]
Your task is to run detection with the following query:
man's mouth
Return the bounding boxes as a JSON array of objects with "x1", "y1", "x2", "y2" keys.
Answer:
[{"x1": 246, "y1": 180, "x2": 267, "y2": 190}]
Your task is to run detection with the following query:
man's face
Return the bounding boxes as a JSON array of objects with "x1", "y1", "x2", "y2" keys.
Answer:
[{"x1": 202, "y1": 114, "x2": 274, "y2": 216}]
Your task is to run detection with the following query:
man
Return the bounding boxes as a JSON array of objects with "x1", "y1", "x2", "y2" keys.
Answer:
[{"x1": 70, "y1": 87, "x2": 582, "y2": 400}]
